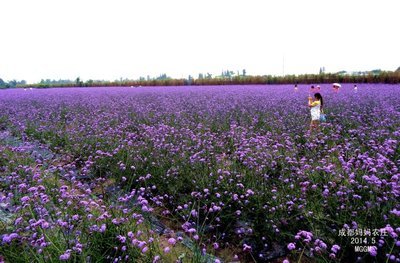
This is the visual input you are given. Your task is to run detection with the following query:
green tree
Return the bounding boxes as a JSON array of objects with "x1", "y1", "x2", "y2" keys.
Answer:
[
  {"x1": 155, "y1": 74, "x2": 169, "y2": 80},
  {"x1": 75, "y1": 77, "x2": 83, "y2": 87},
  {"x1": 8, "y1": 80, "x2": 17, "y2": 88},
  {"x1": 0, "y1": 78, "x2": 6, "y2": 88}
]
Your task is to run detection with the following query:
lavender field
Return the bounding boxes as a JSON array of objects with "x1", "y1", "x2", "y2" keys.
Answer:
[{"x1": 0, "y1": 84, "x2": 399, "y2": 262}]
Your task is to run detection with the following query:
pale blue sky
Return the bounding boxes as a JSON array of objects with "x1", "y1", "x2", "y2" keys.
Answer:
[{"x1": 1, "y1": 0, "x2": 399, "y2": 83}]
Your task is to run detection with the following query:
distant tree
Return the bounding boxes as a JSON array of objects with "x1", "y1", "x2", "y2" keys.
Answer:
[
  {"x1": 86, "y1": 79, "x2": 94, "y2": 86},
  {"x1": 371, "y1": 69, "x2": 382, "y2": 75},
  {"x1": 156, "y1": 74, "x2": 169, "y2": 80},
  {"x1": 75, "y1": 77, "x2": 83, "y2": 87},
  {"x1": 0, "y1": 78, "x2": 5, "y2": 88},
  {"x1": 8, "y1": 80, "x2": 17, "y2": 88},
  {"x1": 186, "y1": 75, "x2": 194, "y2": 85},
  {"x1": 198, "y1": 73, "x2": 204, "y2": 79},
  {"x1": 242, "y1": 69, "x2": 246, "y2": 76},
  {"x1": 222, "y1": 70, "x2": 234, "y2": 78},
  {"x1": 396, "y1": 67, "x2": 400, "y2": 72}
]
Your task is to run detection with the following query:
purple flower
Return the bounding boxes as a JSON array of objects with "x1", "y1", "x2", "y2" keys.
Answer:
[
  {"x1": 187, "y1": 228, "x2": 196, "y2": 234},
  {"x1": 190, "y1": 210, "x2": 198, "y2": 217},
  {"x1": 2, "y1": 234, "x2": 13, "y2": 243},
  {"x1": 369, "y1": 246, "x2": 377, "y2": 256},
  {"x1": 59, "y1": 251, "x2": 71, "y2": 261},
  {"x1": 389, "y1": 209, "x2": 400, "y2": 216},
  {"x1": 243, "y1": 243, "x2": 252, "y2": 251},
  {"x1": 138, "y1": 241, "x2": 147, "y2": 248},
  {"x1": 14, "y1": 217, "x2": 23, "y2": 225},
  {"x1": 21, "y1": 196, "x2": 30, "y2": 203},
  {"x1": 117, "y1": 235, "x2": 126, "y2": 243},
  {"x1": 167, "y1": 238, "x2": 176, "y2": 245},
  {"x1": 41, "y1": 221, "x2": 50, "y2": 229},
  {"x1": 331, "y1": 244, "x2": 340, "y2": 253},
  {"x1": 246, "y1": 189, "x2": 254, "y2": 195},
  {"x1": 287, "y1": 243, "x2": 296, "y2": 250}
]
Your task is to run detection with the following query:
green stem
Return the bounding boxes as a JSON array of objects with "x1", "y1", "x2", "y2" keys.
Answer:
[
  {"x1": 385, "y1": 241, "x2": 395, "y2": 263},
  {"x1": 297, "y1": 246, "x2": 306, "y2": 263}
]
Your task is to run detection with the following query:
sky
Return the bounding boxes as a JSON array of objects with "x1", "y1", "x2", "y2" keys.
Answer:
[{"x1": 0, "y1": 0, "x2": 399, "y2": 83}]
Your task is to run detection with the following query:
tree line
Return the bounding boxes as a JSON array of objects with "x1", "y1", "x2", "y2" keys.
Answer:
[
  {"x1": 0, "y1": 79, "x2": 27, "y2": 89},
  {"x1": 1, "y1": 68, "x2": 400, "y2": 89}
]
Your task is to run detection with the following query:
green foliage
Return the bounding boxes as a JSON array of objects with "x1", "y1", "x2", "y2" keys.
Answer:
[
  {"x1": 75, "y1": 77, "x2": 83, "y2": 87},
  {"x1": 0, "y1": 78, "x2": 26, "y2": 88},
  {"x1": 0, "y1": 115, "x2": 9, "y2": 130}
]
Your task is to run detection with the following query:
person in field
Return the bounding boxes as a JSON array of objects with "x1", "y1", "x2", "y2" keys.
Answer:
[
  {"x1": 332, "y1": 83, "x2": 340, "y2": 93},
  {"x1": 308, "y1": 93, "x2": 323, "y2": 132}
]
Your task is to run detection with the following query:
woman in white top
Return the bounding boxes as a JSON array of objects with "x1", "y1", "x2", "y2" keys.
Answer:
[{"x1": 308, "y1": 92, "x2": 323, "y2": 132}]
